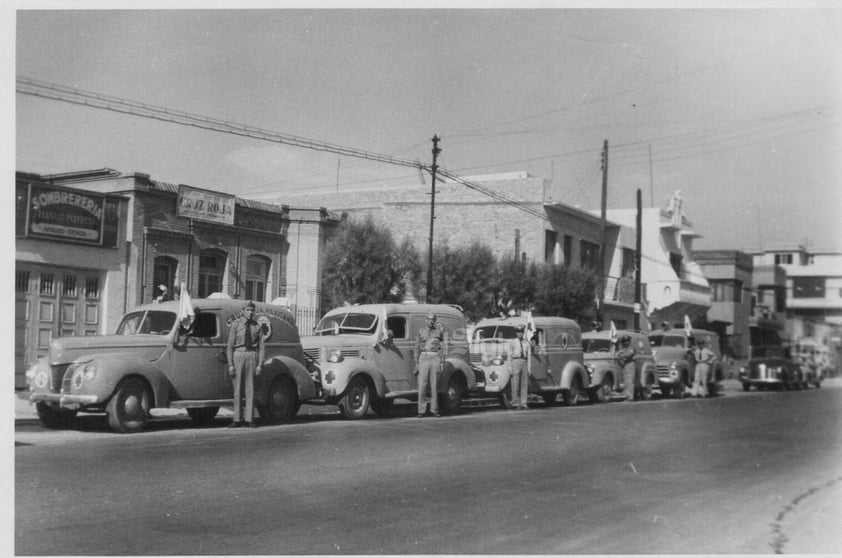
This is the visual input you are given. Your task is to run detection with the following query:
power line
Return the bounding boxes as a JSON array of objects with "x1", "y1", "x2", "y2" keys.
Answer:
[{"x1": 16, "y1": 76, "x2": 428, "y2": 174}]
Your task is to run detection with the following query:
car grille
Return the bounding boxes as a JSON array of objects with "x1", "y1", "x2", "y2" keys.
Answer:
[
  {"x1": 59, "y1": 366, "x2": 73, "y2": 393},
  {"x1": 303, "y1": 348, "x2": 321, "y2": 363},
  {"x1": 656, "y1": 364, "x2": 671, "y2": 378}
]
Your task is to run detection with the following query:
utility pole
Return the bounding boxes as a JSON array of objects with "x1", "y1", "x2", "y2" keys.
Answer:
[
  {"x1": 635, "y1": 189, "x2": 643, "y2": 331},
  {"x1": 597, "y1": 139, "x2": 608, "y2": 327},
  {"x1": 426, "y1": 135, "x2": 441, "y2": 302}
]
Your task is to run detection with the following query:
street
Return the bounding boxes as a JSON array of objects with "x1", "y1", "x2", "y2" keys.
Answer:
[{"x1": 15, "y1": 384, "x2": 842, "y2": 555}]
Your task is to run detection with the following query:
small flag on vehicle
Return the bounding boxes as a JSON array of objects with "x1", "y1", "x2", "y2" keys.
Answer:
[
  {"x1": 177, "y1": 282, "x2": 195, "y2": 330},
  {"x1": 610, "y1": 320, "x2": 618, "y2": 344},
  {"x1": 684, "y1": 314, "x2": 693, "y2": 338}
]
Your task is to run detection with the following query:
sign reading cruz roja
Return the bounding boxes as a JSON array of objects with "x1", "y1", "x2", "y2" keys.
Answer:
[{"x1": 177, "y1": 184, "x2": 235, "y2": 225}]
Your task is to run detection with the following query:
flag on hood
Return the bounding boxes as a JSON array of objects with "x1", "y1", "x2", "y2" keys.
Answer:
[
  {"x1": 525, "y1": 311, "x2": 537, "y2": 338},
  {"x1": 684, "y1": 314, "x2": 693, "y2": 338},
  {"x1": 609, "y1": 320, "x2": 618, "y2": 344},
  {"x1": 177, "y1": 282, "x2": 195, "y2": 330}
]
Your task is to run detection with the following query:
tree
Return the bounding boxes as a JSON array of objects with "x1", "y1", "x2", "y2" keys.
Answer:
[
  {"x1": 426, "y1": 240, "x2": 497, "y2": 321},
  {"x1": 532, "y1": 264, "x2": 597, "y2": 322},
  {"x1": 321, "y1": 216, "x2": 402, "y2": 310},
  {"x1": 491, "y1": 254, "x2": 537, "y2": 317}
]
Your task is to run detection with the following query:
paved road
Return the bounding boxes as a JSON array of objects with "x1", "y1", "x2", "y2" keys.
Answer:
[{"x1": 15, "y1": 384, "x2": 842, "y2": 555}]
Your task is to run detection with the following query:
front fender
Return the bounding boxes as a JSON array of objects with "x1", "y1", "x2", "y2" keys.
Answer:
[
  {"x1": 320, "y1": 358, "x2": 387, "y2": 399},
  {"x1": 63, "y1": 353, "x2": 170, "y2": 409},
  {"x1": 256, "y1": 355, "x2": 317, "y2": 406},
  {"x1": 640, "y1": 362, "x2": 657, "y2": 385},
  {"x1": 440, "y1": 357, "x2": 477, "y2": 393},
  {"x1": 560, "y1": 361, "x2": 587, "y2": 390},
  {"x1": 586, "y1": 361, "x2": 619, "y2": 388}
]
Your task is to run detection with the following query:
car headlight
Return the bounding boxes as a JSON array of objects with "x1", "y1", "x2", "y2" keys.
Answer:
[
  {"x1": 327, "y1": 350, "x2": 343, "y2": 363},
  {"x1": 669, "y1": 363, "x2": 679, "y2": 379},
  {"x1": 585, "y1": 363, "x2": 595, "y2": 376},
  {"x1": 32, "y1": 370, "x2": 49, "y2": 390},
  {"x1": 25, "y1": 364, "x2": 38, "y2": 381},
  {"x1": 491, "y1": 354, "x2": 504, "y2": 366}
]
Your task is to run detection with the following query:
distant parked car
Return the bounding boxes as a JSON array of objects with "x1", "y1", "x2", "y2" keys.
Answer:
[
  {"x1": 300, "y1": 303, "x2": 476, "y2": 418},
  {"x1": 470, "y1": 315, "x2": 587, "y2": 406},
  {"x1": 26, "y1": 299, "x2": 314, "y2": 433},
  {"x1": 582, "y1": 329, "x2": 657, "y2": 402},
  {"x1": 648, "y1": 327, "x2": 723, "y2": 398},
  {"x1": 739, "y1": 346, "x2": 814, "y2": 391}
]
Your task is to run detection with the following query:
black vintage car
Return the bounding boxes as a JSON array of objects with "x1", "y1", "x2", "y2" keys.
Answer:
[{"x1": 739, "y1": 346, "x2": 813, "y2": 391}]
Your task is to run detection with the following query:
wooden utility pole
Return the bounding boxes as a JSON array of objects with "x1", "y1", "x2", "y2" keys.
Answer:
[
  {"x1": 426, "y1": 135, "x2": 441, "y2": 302},
  {"x1": 635, "y1": 188, "x2": 643, "y2": 331},
  {"x1": 597, "y1": 139, "x2": 609, "y2": 326}
]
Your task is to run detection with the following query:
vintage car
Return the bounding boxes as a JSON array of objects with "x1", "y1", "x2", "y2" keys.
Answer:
[
  {"x1": 582, "y1": 329, "x2": 658, "y2": 402},
  {"x1": 739, "y1": 346, "x2": 813, "y2": 391},
  {"x1": 647, "y1": 327, "x2": 723, "y2": 398},
  {"x1": 26, "y1": 298, "x2": 315, "y2": 433},
  {"x1": 470, "y1": 315, "x2": 587, "y2": 406},
  {"x1": 300, "y1": 303, "x2": 476, "y2": 419}
]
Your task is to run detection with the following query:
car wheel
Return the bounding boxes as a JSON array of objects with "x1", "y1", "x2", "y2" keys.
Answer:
[
  {"x1": 441, "y1": 376, "x2": 465, "y2": 415},
  {"x1": 742, "y1": 382, "x2": 751, "y2": 392},
  {"x1": 339, "y1": 376, "x2": 371, "y2": 420},
  {"x1": 673, "y1": 379, "x2": 686, "y2": 399},
  {"x1": 258, "y1": 375, "x2": 297, "y2": 425},
  {"x1": 542, "y1": 392, "x2": 558, "y2": 406},
  {"x1": 106, "y1": 377, "x2": 151, "y2": 433},
  {"x1": 370, "y1": 396, "x2": 393, "y2": 418},
  {"x1": 35, "y1": 402, "x2": 77, "y2": 429},
  {"x1": 187, "y1": 406, "x2": 219, "y2": 425},
  {"x1": 499, "y1": 382, "x2": 514, "y2": 409},
  {"x1": 562, "y1": 377, "x2": 582, "y2": 406},
  {"x1": 660, "y1": 384, "x2": 671, "y2": 398},
  {"x1": 592, "y1": 374, "x2": 613, "y2": 403}
]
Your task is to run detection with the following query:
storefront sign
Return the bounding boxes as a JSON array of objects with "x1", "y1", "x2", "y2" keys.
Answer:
[
  {"x1": 25, "y1": 183, "x2": 108, "y2": 244},
  {"x1": 177, "y1": 185, "x2": 235, "y2": 225}
]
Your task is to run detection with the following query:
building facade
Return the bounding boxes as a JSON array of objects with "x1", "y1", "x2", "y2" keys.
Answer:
[{"x1": 15, "y1": 169, "x2": 336, "y2": 388}]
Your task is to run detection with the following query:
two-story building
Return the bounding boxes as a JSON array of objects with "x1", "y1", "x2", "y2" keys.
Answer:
[{"x1": 15, "y1": 169, "x2": 338, "y2": 388}]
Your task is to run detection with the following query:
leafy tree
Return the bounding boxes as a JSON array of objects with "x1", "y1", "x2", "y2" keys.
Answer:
[
  {"x1": 426, "y1": 240, "x2": 497, "y2": 321},
  {"x1": 321, "y1": 216, "x2": 400, "y2": 309},
  {"x1": 532, "y1": 264, "x2": 597, "y2": 321},
  {"x1": 491, "y1": 254, "x2": 537, "y2": 317}
]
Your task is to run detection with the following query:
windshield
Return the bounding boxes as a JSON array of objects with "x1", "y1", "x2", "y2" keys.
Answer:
[
  {"x1": 472, "y1": 325, "x2": 517, "y2": 341},
  {"x1": 583, "y1": 338, "x2": 613, "y2": 353},
  {"x1": 649, "y1": 335, "x2": 686, "y2": 348},
  {"x1": 314, "y1": 312, "x2": 378, "y2": 336},
  {"x1": 116, "y1": 311, "x2": 177, "y2": 335}
]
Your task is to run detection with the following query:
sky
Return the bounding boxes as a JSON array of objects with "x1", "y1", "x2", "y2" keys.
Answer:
[{"x1": 9, "y1": 3, "x2": 842, "y2": 252}]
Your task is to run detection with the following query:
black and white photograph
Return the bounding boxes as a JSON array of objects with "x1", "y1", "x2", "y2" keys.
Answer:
[{"x1": 8, "y1": 2, "x2": 842, "y2": 556}]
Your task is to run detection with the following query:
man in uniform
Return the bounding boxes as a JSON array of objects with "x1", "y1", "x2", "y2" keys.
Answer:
[
  {"x1": 226, "y1": 301, "x2": 265, "y2": 427},
  {"x1": 616, "y1": 335, "x2": 637, "y2": 401},
  {"x1": 506, "y1": 324, "x2": 532, "y2": 409},
  {"x1": 415, "y1": 311, "x2": 444, "y2": 418},
  {"x1": 691, "y1": 338, "x2": 715, "y2": 398}
]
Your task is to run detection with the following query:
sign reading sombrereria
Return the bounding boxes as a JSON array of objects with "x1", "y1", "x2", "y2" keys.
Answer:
[
  {"x1": 24, "y1": 183, "x2": 114, "y2": 245},
  {"x1": 177, "y1": 184, "x2": 235, "y2": 225}
]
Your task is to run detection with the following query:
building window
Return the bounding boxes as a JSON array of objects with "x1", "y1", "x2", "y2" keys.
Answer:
[
  {"x1": 580, "y1": 240, "x2": 599, "y2": 271},
  {"x1": 710, "y1": 280, "x2": 743, "y2": 303},
  {"x1": 545, "y1": 230, "x2": 558, "y2": 264},
  {"x1": 793, "y1": 277, "x2": 825, "y2": 299},
  {"x1": 774, "y1": 253, "x2": 793, "y2": 265},
  {"x1": 199, "y1": 249, "x2": 227, "y2": 298},
  {"x1": 16, "y1": 270, "x2": 30, "y2": 293},
  {"x1": 733, "y1": 279, "x2": 743, "y2": 303},
  {"x1": 621, "y1": 248, "x2": 636, "y2": 278},
  {"x1": 85, "y1": 277, "x2": 100, "y2": 299},
  {"x1": 62, "y1": 275, "x2": 78, "y2": 297},
  {"x1": 563, "y1": 235, "x2": 572, "y2": 267},
  {"x1": 153, "y1": 256, "x2": 178, "y2": 301},
  {"x1": 40, "y1": 273, "x2": 55, "y2": 296},
  {"x1": 245, "y1": 255, "x2": 270, "y2": 302}
]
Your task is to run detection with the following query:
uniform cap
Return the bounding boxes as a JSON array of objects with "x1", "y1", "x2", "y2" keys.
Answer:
[
  {"x1": 620, "y1": 335, "x2": 631, "y2": 343},
  {"x1": 515, "y1": 324, "x2": 526, "y2": 332},
  {"x1": 244, "y1": 300, "x2": 256, "y2": 310},
  {"x1": 426, "y1": 311, "x2": 436, "y2": 319}
]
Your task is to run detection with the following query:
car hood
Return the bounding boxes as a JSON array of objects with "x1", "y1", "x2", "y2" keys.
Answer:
[
  {"x1": 652, "y1": 346, "x2": 688, "y2": 363},
  {"x1": 583, "y1": 353, "x2": 617, "y2": 364},
  {"x1": 46, "y1": 334, "x2": 170, "y2": 366},
  {"x1": 300, "y1": 334, "x2": 378, "y2": 351}
]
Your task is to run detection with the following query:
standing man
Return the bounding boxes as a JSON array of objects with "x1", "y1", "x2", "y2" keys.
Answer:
[
  {"x1": 415, "y1": 311, "x2": 444, "y2": 418},
  {"x1": 226, "y1": 301, "x2": 265, "y2": 428},
  {"x1": 616, "y1": 335, "x2": 637, "y2": 401},
  {"x1": 691, "y1": 338, "x2": 715, "y2": 398},
  {"x1": 506, "y1": 324, "x2": 532, "y2": 409}
]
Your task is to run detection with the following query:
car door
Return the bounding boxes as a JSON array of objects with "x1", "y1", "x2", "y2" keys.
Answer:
[
  {"x1": 374, "y1": 313, "x2": 415, "y2": 392},
  {"x1": 170, "y1": 310, "x2": 229, "y2": 400}
]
